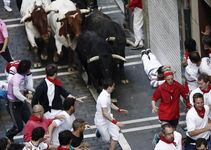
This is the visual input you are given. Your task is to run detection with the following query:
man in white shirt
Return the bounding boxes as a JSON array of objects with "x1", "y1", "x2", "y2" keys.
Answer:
[
  {"x1": 94, "y1": 80, "x2": 128, "y2": 150},
  {"x1": 48, "y1": 97, "x2": 76, "y2": 145},
  {"x1": 184, "y1": 51, "x2": 201, "y2": 92},
  {"x1": 189, "y1": 74, "x2": 211, "y2": 108},
  {"x1": 185, "y1": 93, "x2": 211, "y2": 150},
  {"x1": 154, "y1": 123, "x2": 177, "y2": 150}
]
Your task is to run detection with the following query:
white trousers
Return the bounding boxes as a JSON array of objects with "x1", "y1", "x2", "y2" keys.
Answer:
[
  {"x1": 133, "y1": 7, "x2": 144, "y2": 45},
  {"x1": 3, "y1": 0, "x2": 10, "y2": 6},
  {"x1": 142, "y1": 53, "x2": 162, "y2": 80},
  {"x1": 96, "y1": 122, "x2": 120, "y2": 142}
]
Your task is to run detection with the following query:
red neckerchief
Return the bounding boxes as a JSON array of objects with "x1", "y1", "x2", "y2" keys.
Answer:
[
  {"x1": 201, "y1": 85, "x2": 211, "y2": 94},
  {"x1": 57, "y1": 146, "x2": 69, "y2": 150},
  {"x1": 194, "y1": 106, "x2": 205, "y2": 118},
  {"x1": 47, "y1": 77, "x2": 62, "y2": 87},
  {"x1": 160, "y1": 136, "x2": 176, "y2": 145},
  {"x1": 29, "y1": 115, "x2": 43, "y2": 122},
  {"x1": 184, "y1": 51, "x2": 189, "y2": 60}
]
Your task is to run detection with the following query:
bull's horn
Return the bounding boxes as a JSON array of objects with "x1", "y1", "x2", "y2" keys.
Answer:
[
  {"x1": 126, "y1": 39, "x2": 136, "y2": 47},
  {"x1": 80, "y1": 9, "x2": 90, "y2": 14},
  {"x1": 106, "y1": 37, "x2": 116, "y2": 41},
  {"x1": 112, "y1": 54, "x2": 126, "y2": 62},
  {"x1": 87, "y1": 56, "x2": 100, "y2": 63},
  {"x1": 20, "y1": 13, "x2": 31, "y2": 23}
]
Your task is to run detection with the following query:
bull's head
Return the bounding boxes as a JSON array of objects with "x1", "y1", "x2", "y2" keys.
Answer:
[
  {"x1": 31, "y1": 6, "x2": 49, "y2": 42},
  {"x1": 21, "y1": 3, "x2": 53, "y2": 43},
  {"x1": 58, "y1": 9, "x2": 82, "y2": 39}
]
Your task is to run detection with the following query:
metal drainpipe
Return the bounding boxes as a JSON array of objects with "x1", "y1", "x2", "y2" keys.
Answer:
[{"x1": 184, "y1": 0, "x2": 192, "y2": 40}]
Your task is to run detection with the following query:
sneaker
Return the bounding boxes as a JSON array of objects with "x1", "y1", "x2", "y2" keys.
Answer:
[
  {"x1": 95, "y1": 129, "x2": 101, "y2": 138},
  {"x1": 140, "y1": 49, "x2": 146, "y2": 57},
  {"x1": 4, "y1": 6, "x2": 12, "y2": 12},
  {"x1": 146, "y1": 49, "x2": 151, "y2": 55}
]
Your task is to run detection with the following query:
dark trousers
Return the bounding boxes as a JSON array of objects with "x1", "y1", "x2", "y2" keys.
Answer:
[
  {"x1": 160, "y1": 119, "x2": 179, "y2": 128},
  {"x1": 6, "y1": 101, "x2": 31, "y2": 139},
  {"x1": 0, "y1": 44, "x2": 13, "y2": 62}
]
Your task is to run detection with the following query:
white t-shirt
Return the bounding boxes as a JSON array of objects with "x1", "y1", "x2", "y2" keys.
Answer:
[
  {"x1": 154, "y1": 140, "x2": 177, "y2": 150},
  {"x1": 94, "y1": 89, "x2": 112, "y2": 126},
  {"x1": 200, "y1": 57, "x2": 211, "y2": 76},
  {"x1": 184, "y1": 60, "x2": 199, "y2": 91},
  {"x1": 23, "y1": 141, "x2": 48, "y2": 150},
  {"x1": 174, "y1": 131, "x2": 182, "y2": 150},
  {"x1": 189, "y1": 88, "x2": 211, "y2": 106},
  {"x1": 186, "y1": 105, "x2": 210, "y2": 140},
  {"x1": 51, "y1": 111, "x2": 75, "y2": 145}
]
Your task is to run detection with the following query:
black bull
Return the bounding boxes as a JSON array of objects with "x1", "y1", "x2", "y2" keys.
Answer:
[{"x1": 76, "y1": 11, "x2": 128, "y2": 91}]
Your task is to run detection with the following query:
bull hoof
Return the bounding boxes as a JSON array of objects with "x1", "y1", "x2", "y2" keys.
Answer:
[
  {"x1": 53, "y1": 55, "x2": 59, "y2": 62},
  {"x1": 68, "y1": 67, "x2": 78, "y2": 73},
  {"x1": 33, "y1": 62, "x2": 42, "y2": 68},
  {"x1": 41, "y1": 53, "x2": 48, "y2": 60},
  {"x1": 32, "y1": 47, "x2": 38, "y2": 54},
  {"x1": 121, "y1": 79, "x2": 129, "y2": 84}
]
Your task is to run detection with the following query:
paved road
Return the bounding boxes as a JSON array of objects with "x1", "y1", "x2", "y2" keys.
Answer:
[{"x1": 0, "y1": 0, "x2": 187, "y2": 149}]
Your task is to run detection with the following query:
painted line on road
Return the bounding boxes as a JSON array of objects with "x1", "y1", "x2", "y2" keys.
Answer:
[
  {"x1": 104, "y1": 10, "x2": 122, "y2": 15},
  {"x1": 14, "y1": 121, "x2": 186, "y2": 139},
  {"x1": 0, "y1": 65, "x2": 69, "y2": 77},
  {"x1": 1, "y1": 71, "x2": 76, "y2": 82},
  {"x1": 5, "y1": 5, "x2": 122, "y2": 29},
  {"x1": 0, "y1": 54, "x2": 141, "y2": 77},
  {"x1": 7, "y1": 24, "x2": 24, "y2": 28},
  {"x1": 84, "y1": 120, "x2": 186, "y2": 139},
  {"x1": 13, "y1": 114, "x2": 186, "y2": 140},
  {"x1": 125, "y1": 54, "x2": 141, "y2": 59},
  {"x1": 100, "y1": 5, "x2": 118, "y2": 10},
  {"x1": 3, "y1": 18, "x2": 21, "y2": 23},
  {"x1": 0, "y1": 59, "x2": 141, "y2": 82}
]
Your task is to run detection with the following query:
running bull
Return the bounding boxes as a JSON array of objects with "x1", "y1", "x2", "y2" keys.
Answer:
[
  {"x1": 82, "y1": 10, "x2": 130, "y2": 84},
  {"x1": 76, "y1": 31, "x2": 126, "y2": 92}
]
